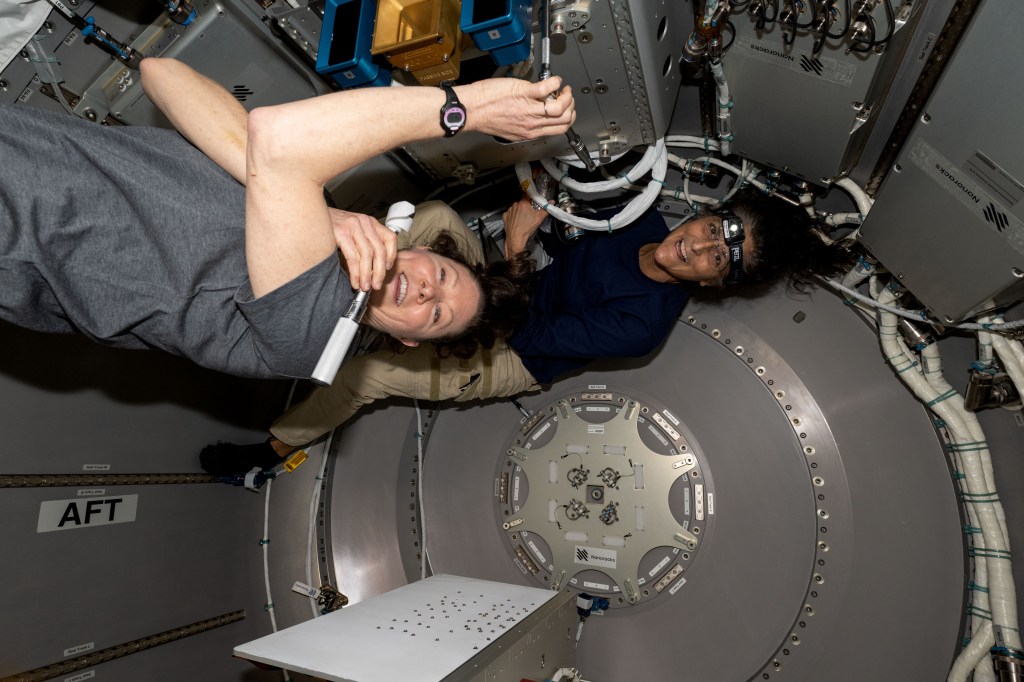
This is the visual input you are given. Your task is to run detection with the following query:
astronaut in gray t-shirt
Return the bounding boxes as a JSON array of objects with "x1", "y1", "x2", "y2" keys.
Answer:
[{"x1": 0, "y1": 58, "x2": 576, "y2": 378}]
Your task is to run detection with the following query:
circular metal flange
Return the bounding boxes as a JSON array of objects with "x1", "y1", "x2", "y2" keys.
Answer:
[
  {"x1": 681, "y1": 310, "x2": 851, "y2": 680},
  {"x1": 495, "y1": 390, "x2": 711, "y2": 608}
]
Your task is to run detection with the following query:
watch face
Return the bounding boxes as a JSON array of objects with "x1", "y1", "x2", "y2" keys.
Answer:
[{"x1": 443, "y1": 106, "x2": 466, "y2": 131}]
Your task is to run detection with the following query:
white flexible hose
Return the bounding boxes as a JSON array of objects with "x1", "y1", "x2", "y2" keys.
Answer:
[
  {"x1": 837, "y1": 261, "x2": 876, "y2": 318},
  {"x1": 834, "y1": 176, "x2": 873, "y2": 215},
  {"x1": 540, "y1": 143, "x2": 661, "y2": 193},
  {"x1": 950, "y1": 441, "x2": 997, "y2": 682},
  {"x1": 262, "y1": 480, "x2": 278, "y2": 632},
  {"x1": 948, "y1": 621, "x2": 995, "y2": 682},
  {"x1": 824, "y1": 212, "x2": 864, "y2": 227},
  {"x1": 306, "y1": 431, "x2": 335, "y2": 618},
  {"x1": 264, "y1": 482, "x2": 289, "y2": 682},
  {"x1": 709, "y1": 59, "x2": 732, "y2": 156},
  {"x1": 922, "y1": 345, "x2": 1009, "y2": 547},
  {"x1": 665, "y1": 134, "x2": 721, "y2": 149},
  {"x1": 991, "y1": 334, "x2": 1024, "y2": 395},
  {"x1": 983, "y1": 315, "x2": 1024, "y2": 396},
  {"x1": 824, "y1": 280, "x2": 1024, "y2": 332},
  {"x1": 920, "y1": 341, "x2": 1012, "y2": 669},
  {"x1": 515, "y1": 139, "x2": 667, "y2": 231},
  {"x1": 876, "y1": 290, "x2": 1020, "y2": 678},
  {"x1": 950, "y1": 440, "x2": 996, "y2": 682}
]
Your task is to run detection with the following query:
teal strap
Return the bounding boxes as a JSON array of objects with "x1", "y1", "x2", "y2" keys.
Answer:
[{"x1": 927, "y1": 388, "x2": 958, "y2": 406}]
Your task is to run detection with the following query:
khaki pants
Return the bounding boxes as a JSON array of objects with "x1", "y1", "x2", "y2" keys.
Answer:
[
  {"x1": 270, "y1": 201, "x2": 539, "y2": 446},
  {"x1": 270, "y1": 341, "x2": 538, "y2": 446}
]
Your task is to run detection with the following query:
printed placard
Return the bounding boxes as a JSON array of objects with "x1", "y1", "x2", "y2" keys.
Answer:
[{"x1": 38, "y1": 495, "x2": 138, "y2": 533}]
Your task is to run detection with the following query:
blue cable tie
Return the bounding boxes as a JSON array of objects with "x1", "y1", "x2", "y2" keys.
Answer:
[
  {"x1": 606, "y1": 219, "x2": 613, "y2": 233},
  {"x1": 264, "y1": 602, "x2": 276, "y2": 611},
  {"x1": 653, "y1": 177, "x2": 666, "y2": 187},
  {"x1": 896, "y1": 360, "x2": 920, "y2": 374},
  {"x1": 259, "y1": 538, "x2": 270, "y2": 546},
  {"x1": 703, "y1": 136, "x2": 711, "y2": 152},
  {"x1": 926, "y1": 388, "x2": 958, "y2": 406}
]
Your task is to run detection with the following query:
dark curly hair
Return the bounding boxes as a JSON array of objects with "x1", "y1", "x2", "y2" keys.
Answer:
[
  {"x1": 725, "y1": 188, "x2": 858, "y2": 290},
  {"x1": 383, "y1": 231, "x2": 535, "y2": 359}
]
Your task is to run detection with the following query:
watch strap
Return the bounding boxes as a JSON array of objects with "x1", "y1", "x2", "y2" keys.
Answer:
[{"x1": 439, "y1": 83, "x2": 466, "y2": 138}]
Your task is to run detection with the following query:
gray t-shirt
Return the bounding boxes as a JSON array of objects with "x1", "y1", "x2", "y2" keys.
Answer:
[{"x1": 0, "y1": 103, "x2": 353, "y2": 379}]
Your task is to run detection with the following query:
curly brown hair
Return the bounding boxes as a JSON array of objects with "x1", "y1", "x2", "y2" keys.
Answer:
[{"x1": 383, "y1": 231, "x2": 535, "y2": 359}]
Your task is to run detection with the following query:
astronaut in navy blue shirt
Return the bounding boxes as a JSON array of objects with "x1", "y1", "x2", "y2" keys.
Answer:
[{"x1": 505, "y1": 200, "x2": 724, "y2": 383}]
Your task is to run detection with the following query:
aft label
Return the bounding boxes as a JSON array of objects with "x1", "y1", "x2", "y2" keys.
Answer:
[{"x1": 38, "y1": 495, "x2": 139, "y2": 533}]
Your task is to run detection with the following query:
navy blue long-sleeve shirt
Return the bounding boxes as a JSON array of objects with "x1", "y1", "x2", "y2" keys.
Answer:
[{"x1": 508, "y1": 208, "x2": 692, "y2": 384}]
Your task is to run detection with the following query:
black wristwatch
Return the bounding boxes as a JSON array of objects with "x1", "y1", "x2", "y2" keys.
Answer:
[{"x1": 439, "y1": 83, "x2": 466, "y2": 138}]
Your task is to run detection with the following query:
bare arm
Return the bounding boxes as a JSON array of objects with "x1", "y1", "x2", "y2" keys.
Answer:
[
  {"x1": 245, "y1": 77, "x2": 575, "y2": 298},
  {"x1": 141, "y1": 57, "x2": 398, "y2": 290},
  {"x1": 139, "y1": 57, "x2": 249, "y2": 184},
  {"x1": 503, "y1": 196, "x2": 549, "y2": 258}
]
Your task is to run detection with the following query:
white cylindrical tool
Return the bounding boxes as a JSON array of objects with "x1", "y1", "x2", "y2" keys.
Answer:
[{"x1": 310, "y1": 201, "x2": 415, "y2": 386}]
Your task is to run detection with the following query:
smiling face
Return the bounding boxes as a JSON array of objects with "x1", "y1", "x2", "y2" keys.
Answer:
[
  {"x1": 363, "y1": 247, "x2": 483, "y2": 345},
  {"x1": 650, "y1": 213, "x2": 756, "y2": 285}
]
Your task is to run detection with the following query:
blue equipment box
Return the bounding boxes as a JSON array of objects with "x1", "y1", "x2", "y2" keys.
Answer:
[
  {"x1": 316, "y1": 0, "x2": 392, "y2": 88},
  {"x1": 460, "y1": 0, "x2": 532, "y2": 66}
]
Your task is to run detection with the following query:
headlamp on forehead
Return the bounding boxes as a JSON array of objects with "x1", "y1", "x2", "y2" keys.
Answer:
[{"x1": 719, "y1": 210, "x2": 745, "y2": 286}]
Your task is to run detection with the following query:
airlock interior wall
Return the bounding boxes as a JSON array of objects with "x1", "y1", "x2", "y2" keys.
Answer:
[
  {"x1": 1, "y1": 0, "x2": 326, "y2": 123},
  {"x1": 400, "y1": 0, "x2": 691, "y2": 179},
  {"x1": 0, "y1": 322, "x2": 292, "y2": 682},
  {"x1": 859, "y1": 0, "x2": 1024, "y2": 322},
  {"x1": 325, "y1": 280, "x2": 964, "y2": 682},
  {"x1": 720, "y1": 0, "x2": 938, "y2": 185}
]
